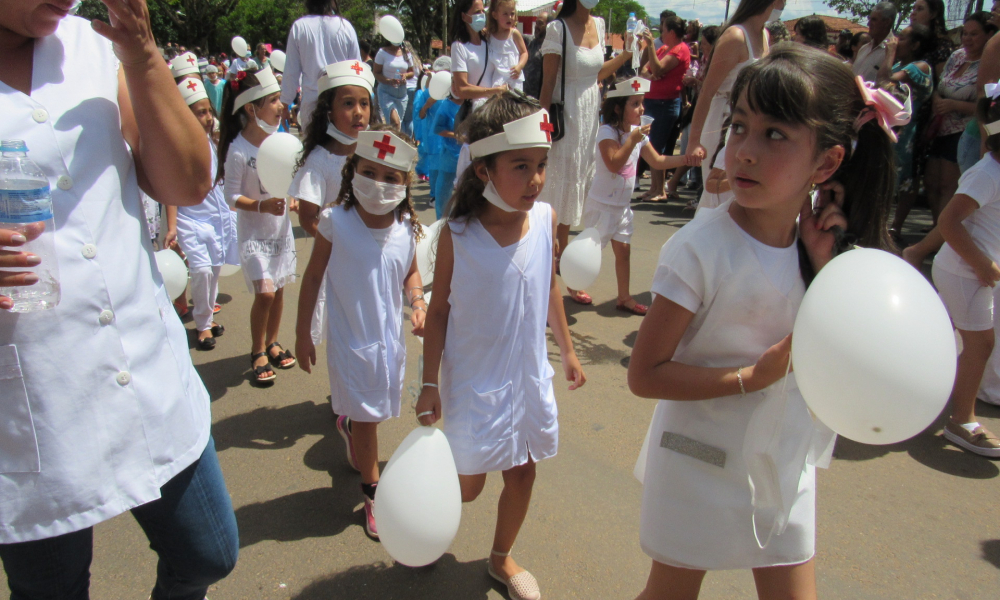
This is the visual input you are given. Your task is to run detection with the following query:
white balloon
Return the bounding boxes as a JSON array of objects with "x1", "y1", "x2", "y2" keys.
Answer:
[
  {"x1": 269, "y1": 49, "x2": 286, "y2": 72},
  {"x1": 375, "y1": 427, "x2": 462, "y2": 566},
  {"x1": 231, "y1": 36, "x2": 248, "y2": 57},
  {"x1": 256, "y1": 132, "x2": 303, "y2": 198},
  {"x1": 792, "y1": 248, "x2": 956, "y2": 445},
  {"x1": 154, "y1": 250, "x2": 189, "y2": 301},
  {"x1": 560, "y1": 227, "x2": 602, "y2": 290},
  {"x1": 219, "y1": 264, "x2": 241, "y2": 277},
  {"x1": 428, "y1": 71, "x2": 453, "y2": 101},
  {"x1": 378, "y1": 15, "x2": 406, "y2": 45},
  {"x1": 416, "y1": 219, "x2": 445, "y2": 285}
]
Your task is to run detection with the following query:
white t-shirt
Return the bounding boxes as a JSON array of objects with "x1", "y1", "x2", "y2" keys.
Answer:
[
  {"x1": 934, "y1": 153, "x2": 1000, "y2": 279},
  {"x1": 288, "y1": 146, "x2": 348, "y2": 207},
  {"x1": 588, "y1": 124, "x2": 643, "y2": 207},
  {"x1": 375, "y1": 48, "x2": 412, "y2": 84},
  {"x1": 452, "y1": 39, "x2": 493, "y2": 86}
]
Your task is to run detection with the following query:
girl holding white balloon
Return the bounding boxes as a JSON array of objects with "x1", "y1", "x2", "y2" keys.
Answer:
[
  {"x1": 218, "y1": 65, "x2": 299, "y2": 383},
  {"x1": 294, "y1": 126, "x2": 426, "y2": 540},
  {"x1": 166, "y1": 78, "x2": 239, "y2": 351},
  {"x1": 628, "y1": 45, "x2": 898, "y2": 600},
  {"x1": 581, "y1": 76, "x2": 698, "y2": 316},
  {"x1": 416, "y1": 93, "x2": 585, "y2": 600},
  {"x1": 931, "y1": 93, "x2": 1000, "y2": 458}
]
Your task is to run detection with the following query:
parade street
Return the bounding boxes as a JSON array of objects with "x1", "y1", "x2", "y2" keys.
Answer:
[{"x1": 27, "y1": 182, "x2": 999, "y2": 599}]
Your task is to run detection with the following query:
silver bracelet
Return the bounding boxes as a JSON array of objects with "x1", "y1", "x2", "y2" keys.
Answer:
[
  {"x1": 411, "y1": 305, "x2": 426, "y2": 313},
  {"x1": 256, "y1": 200, "x2": 262, "y2": 213},
  {"x1": 423, "y1": 382, "x2": 438, "y2": 388},
  {"x1": 737, "y1": 367, "x2": 746, "y2": 397}
]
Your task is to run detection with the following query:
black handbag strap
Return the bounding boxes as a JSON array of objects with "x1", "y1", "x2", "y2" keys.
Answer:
[
  {"x1": 474, "y1": 37, "x2": 489, "y2": 87},
  {"x1": 559, "y1": 20, "x2": 566, "y2": 102}
]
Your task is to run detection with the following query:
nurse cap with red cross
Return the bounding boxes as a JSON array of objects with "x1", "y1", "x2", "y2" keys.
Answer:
[
  {"x1": 356, "y1": 130, "x2": 418, "y2": 172},
  {"x1": 178, "y1": 78, "x2": 208, "y2": 106},
  {"x1": 170, "y1": 52, "x2": 201, "y2": 78},
  {"x1": 318, "y1": 60, "x2": 376, "y2": 97},
  {"x1": 468, "y1": 109, "x2": 554, "y2": 159},
  {"x1": 606, "y1": 76, "x2": 651, "y2": 98}
]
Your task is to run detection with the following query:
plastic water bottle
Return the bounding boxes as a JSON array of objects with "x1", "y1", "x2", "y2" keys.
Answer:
[
  {"x1": 0, "y1": 140, "x2": 60, "y2": 312},
  {"x1": 626, "y1": 13, "x2": 637, "y2": 33}
]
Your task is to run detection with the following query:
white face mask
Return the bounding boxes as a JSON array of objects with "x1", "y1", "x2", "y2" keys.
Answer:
[
  {"x1": 767, "y1": 7, "x2": 784, "y2": 22},
  {"x1": 353, "y1": 173, "x2": 406, "y2": 215},
  {"x1": 579, "y1": 0, "x2": 599, "y2": 9},
  {"x1": 251, "y1": 105, "x2": 279, "y2": 135},
  {"x1": 482, "y1": 171, "x2": 518, "y2": 212},
  {"x1": 327, "y1": 122, "x2": 360, "y2": 145}
]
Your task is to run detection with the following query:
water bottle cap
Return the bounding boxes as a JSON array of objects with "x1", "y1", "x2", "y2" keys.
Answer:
[
  {"x1": 0, "y1": 140, "x2": 28, "y2": 153},
  {"x1": 629, "y1": 12, "x2": 635, "y2": 16}
]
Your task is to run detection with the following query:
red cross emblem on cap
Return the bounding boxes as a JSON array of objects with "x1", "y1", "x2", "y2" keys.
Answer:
[
  {"x1": 631, "y1": 79, "x2": 642, "y2": 91},
  {"x1": 186, "y1": 80, "x2": 199, "y2": 91},
  {"x1": 350, "y1": 61, "x2": 364, "y2": 75},
  {"x1": 186, "y1": 55, "x2": 196, "y2": 66},
  {"x1": 373, "y1": 134, "x2": 397, "y2": 159},
  {"x1": 539, "y1": 113, "x2": 554, "y2": 142}
]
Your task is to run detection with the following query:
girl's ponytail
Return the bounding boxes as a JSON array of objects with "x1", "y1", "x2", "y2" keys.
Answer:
[
  {"x1": 216, "y1": 69, "x2": 263, "y2": 184},
  {"x1": 837, "y1": 116, "x2": 897, "y2": 251}
]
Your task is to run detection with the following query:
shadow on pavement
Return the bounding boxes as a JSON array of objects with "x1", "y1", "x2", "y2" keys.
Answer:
[
  {"x1": 195, "y1": 353, "x2": 259, "y2": 402},
  {"x1": 235, "y1": 486, "x2": 361, "y2": 548},
  {"x1": 981, "y1": 540, "x2": 1000, "y2": 571},
  {"x1": 291, "y1": 555, "x2": 498, "y2": 600},
  {"x1": 213, "y1": 400, "x2": 334, "y2": 452}
]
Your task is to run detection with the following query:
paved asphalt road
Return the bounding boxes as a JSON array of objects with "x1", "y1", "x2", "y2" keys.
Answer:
[{"x1": 9, "y1": 178, "x2": 999, "y2": 599}]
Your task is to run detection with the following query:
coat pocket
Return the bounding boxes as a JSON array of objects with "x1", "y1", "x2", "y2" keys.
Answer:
[
  {"x1": 345, "y1": 341, "x2": 389, "y2": 392},
  {"x1": 0, "y1": 345, "x2": 39, "y2": 474},
  {"x1": 469, "y1": 381, "x2": 514, "y2": 442}
]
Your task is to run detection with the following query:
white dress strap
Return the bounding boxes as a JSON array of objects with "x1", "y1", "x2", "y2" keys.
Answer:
[{"x1": 732, "y1": 24, "x2": 758, "y2": 59}]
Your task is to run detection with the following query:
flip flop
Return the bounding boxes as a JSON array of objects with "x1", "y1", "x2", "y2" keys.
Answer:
[
  {"x1": 616, "y1": 300, "x2": 648, "y2": 316},
  {"x1": 568, "y1": 290, "x2": 593, "y2": 305}
]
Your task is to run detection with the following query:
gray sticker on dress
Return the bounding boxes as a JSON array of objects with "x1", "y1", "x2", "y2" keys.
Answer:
[{"x1": 660, "y1": 431, "x2": 726, "y2": 468}]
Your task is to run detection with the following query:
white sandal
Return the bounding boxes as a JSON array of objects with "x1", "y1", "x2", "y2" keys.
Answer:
[{"x1": 487, "y1": 549, "x2": 541, "y2": 600}]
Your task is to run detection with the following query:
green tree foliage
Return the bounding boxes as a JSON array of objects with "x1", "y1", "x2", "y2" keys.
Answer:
[
  {"x1": 148, "y1": 0, "x2": 240, "y2": 52},
  {"x1": 76, "y1": 0, "x2": 178, "y2": 47},
  {"x1": 823, "y1": 0, "x2": 914, "y2": 27},
  {"x1": 591, "y1": 0, "x2": 649, "y2": 34},
  {"x1": 215, "y1": 0, "x2": 305, "y2": 50}
]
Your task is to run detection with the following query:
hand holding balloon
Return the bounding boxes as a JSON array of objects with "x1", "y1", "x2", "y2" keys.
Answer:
[
  {"x1": 415, "y1": 387, "x2": 441, "y2": 425},
  {"x1": 743, "y1": 334, "x2": 793, "y2": 394}
]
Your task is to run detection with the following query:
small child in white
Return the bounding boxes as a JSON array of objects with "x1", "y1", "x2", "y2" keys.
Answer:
[
  {"x1": 167, "y1": 78, "x2": 239, "y2": 350},
  {"x1": 416, "y1": 94, "x2": 585, "y2": 600},
  {"x1": 932, "y1": 92, "x2": 1000, "y2": 458},
  {"x1": 295, "y1": 127, "x2": 426, "y2": 540},
  {"x1": 486, "y1": 0, "x2": 528, "y2": 92},
  {"x1": 580, "y1": 76, "x2": 695, "y2": 315}
]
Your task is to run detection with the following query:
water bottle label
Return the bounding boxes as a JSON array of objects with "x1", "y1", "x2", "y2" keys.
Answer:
[{"x1": 0, "y1": 186, "x2": 53, "y2": 223}]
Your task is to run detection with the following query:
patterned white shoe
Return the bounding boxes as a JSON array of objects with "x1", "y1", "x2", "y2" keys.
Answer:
[{"x1": 487, "y1": 550, "x2": 541, "y2": 600}]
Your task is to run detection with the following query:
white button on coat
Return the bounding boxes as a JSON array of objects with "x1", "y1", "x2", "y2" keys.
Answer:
[
  {"x1": 81, "y1": 244, "x2": 97, "y2": 259},
  {"x1": 56, "y1": 176, "x2": 72, "y2": 190},
  {"x1": 98, "y1": 310, "x2": 114, "y2": 325},
  {"x1": 115, "y1": 371, "x2": 131, "y2": 386},
  {"x1": 32, "y1": 109, "x2": 49, "y2": 123}
]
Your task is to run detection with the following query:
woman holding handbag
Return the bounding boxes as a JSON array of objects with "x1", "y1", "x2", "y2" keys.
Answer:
[{"x1": 537, "y1": 0, "x2": 635, "y2": 305}]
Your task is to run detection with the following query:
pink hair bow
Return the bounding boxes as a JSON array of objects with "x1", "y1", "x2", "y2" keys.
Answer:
[{"x1": 853, "y1": 76, "x2": 912, "y2": 144}]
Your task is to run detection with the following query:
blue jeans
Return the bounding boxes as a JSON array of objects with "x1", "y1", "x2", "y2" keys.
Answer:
[
  {"x1": 957, "y1": 128, "x2": 981, "y2": 174},
  {"x1": 643, "y1": 97, "x2": 682, "y2": 156},
  {"x1": 402, "y1": 87, "x2": 417, "y2": 137},
  {"x1": 0, "y1": 438, "x2": 238, "y2": 600},
  {"x1": 378, "y1": 84, "x2": 408, "y2": 127},
  {"x1": 434, "y1": 170, "x2": 457, "y2": 219}
]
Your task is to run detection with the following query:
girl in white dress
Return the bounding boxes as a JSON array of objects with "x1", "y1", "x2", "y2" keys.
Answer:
[
  {"x1": 218, "y1": 66, "x2": 298, "y2": 384},
  {"x1": 167, "y1": 78, "x2": 239, "y2": 351},
  {"x1": 628, "y1": 45, "x2": 898, "y2": 599},
  {"x1": 295, "y1": 126, "x2": 426, "y2": 540},
  {"x1": 537, "y1": 0, "x2": 634, "y2": 305},
  {"x1": 416, "y1": 94, "x2": 586, "y2": 600},
  {"x1": 486, "y1": 0, "x2": 528, "y2": 92},
  {"x1": 686, "y1": 0, "x2": 783, "y2": 193},
  {"x1": 581, "y1": 76, "x2": 695, "y2": 315}
]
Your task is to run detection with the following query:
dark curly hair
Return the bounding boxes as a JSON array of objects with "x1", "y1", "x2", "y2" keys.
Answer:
[
  {"x1": 332, "y1": 123, "x2": 424, "y2": 243},
  {"x1": 295, "y1": 85, "x2": 382, "y2": 176}
]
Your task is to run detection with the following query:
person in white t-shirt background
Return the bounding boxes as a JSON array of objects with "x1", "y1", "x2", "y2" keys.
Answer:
[
  {"x1": 451, "y1": 0, "x2": 508, "y2": 110},
  {"x1": 373, "y1": 40, "x2": 414, "y2": 129},
  {"x1": 931, "y1": 96, "x2": 1000, "y2": 458}
]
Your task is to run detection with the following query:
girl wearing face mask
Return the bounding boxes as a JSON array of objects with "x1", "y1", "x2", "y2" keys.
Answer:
[
  {"x1": 295, "y1": 126, "x2": 426, "y2": 540},
  {"x1": 415, "y1": 93, "x2": 585, "y2": 600},
  {"x1": 685, "y1": 0, "x2": 784, "y2": 204},
  {"x1": 218, "y1": 66, "x2": 299, "y2": 384}
]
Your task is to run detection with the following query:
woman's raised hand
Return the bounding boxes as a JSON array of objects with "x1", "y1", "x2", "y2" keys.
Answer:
[{"x1": 92, "y1": 0, "x2": 160, "y2": 66}]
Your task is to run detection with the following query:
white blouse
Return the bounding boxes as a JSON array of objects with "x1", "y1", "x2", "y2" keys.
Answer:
[{"x1": 0, "y1": 16, "x2": 211, "y2": 543}]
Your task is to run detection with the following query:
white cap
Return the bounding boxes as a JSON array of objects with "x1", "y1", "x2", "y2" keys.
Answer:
[
  {"x1": 232, "y1": 66, "x2": 281, "y2": 114},
  {"x1": 432, "y1": 56, "x2": 452, "y2": 72},
  {"x1": 606, "y1": 77, "x2": 651, "y2": 98},
  {"x1": 469, "y1": 109, "x2": 553, "y2": 159},
  {"x1": 178, "y1": 78, "x2": 208, "y2": 106},
  {"x1": 170, "y1": 52, "x2": 200, "y2": 77},
  {"x1": 318, "y1": 60, "x2": 376, "y2": 96},
  {"x1": 356, "y1": 130, "x2": 418, "y2": 171}
]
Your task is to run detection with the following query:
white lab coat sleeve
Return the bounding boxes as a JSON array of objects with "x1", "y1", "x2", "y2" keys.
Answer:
[{"x1": 281, "y1": 26, "x2": 302, "y2": 106}]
